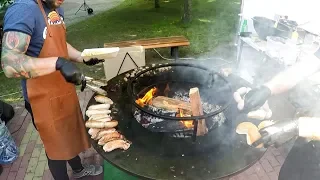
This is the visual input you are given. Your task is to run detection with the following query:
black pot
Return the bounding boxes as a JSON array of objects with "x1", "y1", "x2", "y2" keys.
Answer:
[
  {"x1": 252, "y1": 16, "x2": 291, "y2": 40},
  {"x1": 0, "y1": 100, "x2": 15, "y2": 124}
]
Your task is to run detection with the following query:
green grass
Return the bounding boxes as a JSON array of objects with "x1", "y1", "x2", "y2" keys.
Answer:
[{"x1": 0, "y1": 0, "x2": 240, "y2": 103}]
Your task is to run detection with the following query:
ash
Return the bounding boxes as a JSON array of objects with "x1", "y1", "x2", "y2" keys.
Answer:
[{"x1": 173, "y1": 91, "x2": 226, "y2": 127}]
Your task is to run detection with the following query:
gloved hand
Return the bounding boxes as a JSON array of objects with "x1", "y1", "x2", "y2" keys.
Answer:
[
  {"x1": 56, "y1": 57, "x2": 86, "y2": 87},
  {"x1": 252, "y1": 119, "x2": 299, "y2": 148},
  {"x1": 83, "y1": 58, "x2": 104, "y2": 66},
  {"x1": 242, "y1": 85, "x2": 272, "y2": 113}
]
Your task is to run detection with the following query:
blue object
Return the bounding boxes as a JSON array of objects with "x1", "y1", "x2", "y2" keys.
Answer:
[{"x1": 0, "y1": 120, "x2": 18, "y2": 164}]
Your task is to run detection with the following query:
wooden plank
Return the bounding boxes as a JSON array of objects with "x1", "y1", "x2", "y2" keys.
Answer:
[
  {"x1": 189, "y1": 87, "x2": 208, "y2": 136},
  {"x1": 104, "y1": 36, "x2": 190, "y2": 49},
  {"x1": 151, "y1": 96, "x2": 191, "y2": 114}
]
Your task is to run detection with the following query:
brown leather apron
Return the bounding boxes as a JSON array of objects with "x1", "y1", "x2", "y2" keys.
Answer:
[{"x1": 26, "y1": 0, "x2": 91, "y2": 160}]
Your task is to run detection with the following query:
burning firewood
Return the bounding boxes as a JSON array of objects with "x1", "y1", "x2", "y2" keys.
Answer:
[
  {"x1": 152, "y1": 96, "x2": 192, "y2": 114},
  {"x1": 189, "y1": 87, "x2": 208, "y2": 136}
]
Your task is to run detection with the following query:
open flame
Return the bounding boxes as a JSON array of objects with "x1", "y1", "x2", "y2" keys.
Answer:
[
  {"x1": 177, "y1": 108, "x2": 194, "y2": 128},
  {"x1": 136, "y1": 87, "x2": 157, "y2": 107}
]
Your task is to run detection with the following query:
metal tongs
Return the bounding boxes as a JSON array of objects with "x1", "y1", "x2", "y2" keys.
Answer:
[{"x1": 80, "y1": 76, "x2": 108, "y2": 96}]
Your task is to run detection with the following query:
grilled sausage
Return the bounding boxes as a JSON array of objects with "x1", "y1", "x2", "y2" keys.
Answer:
[
  {"x1": 94, "y1": 95, "x2": 114, "y2": 104},
  {"x1": 88, "y1": 104, "x2": 111, "y2": 110},
  {"x1": 89, "y1": 114, "x2": 110, "y2": 121},
  {"x1": 86, "y1": 109, "x2": 111, "y2": 117},
  {"x1": 98, "y1": 132, "x2": 123, "y2": 145},
  {"x1": 95, "y1": 128, "x2": 118, "y2": 140},
  {"x1": 85, "y1": 120, "x2": 118, "y2": 129},
  {"x1": 103, "y1": 139, "x2": 131, "y2": 152}
]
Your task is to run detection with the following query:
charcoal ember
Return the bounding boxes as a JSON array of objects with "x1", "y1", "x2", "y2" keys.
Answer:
[{"x1": 133, "y1": 105, "x2": 177, "y2": 128}]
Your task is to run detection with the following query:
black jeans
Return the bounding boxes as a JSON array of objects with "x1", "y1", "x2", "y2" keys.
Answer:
[{"x1": 25, "y1": 101, "x2": 83, "y2": 180}]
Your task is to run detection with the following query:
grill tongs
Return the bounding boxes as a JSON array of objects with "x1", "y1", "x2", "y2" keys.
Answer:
[{"x1": 80, "y1": 76, "x2": 108, "y2": 96}]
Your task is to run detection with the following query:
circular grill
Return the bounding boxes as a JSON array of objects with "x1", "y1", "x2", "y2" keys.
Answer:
[{"x1": 127, "y1": 62, "x2": 233, "y2": 139}]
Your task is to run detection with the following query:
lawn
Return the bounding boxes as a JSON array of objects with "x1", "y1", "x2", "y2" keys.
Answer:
[{"x1": 0, "y1": 0, "x2": 240, "y2": 103}]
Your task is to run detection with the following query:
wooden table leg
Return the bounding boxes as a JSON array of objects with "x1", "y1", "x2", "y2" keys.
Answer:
[{"x1": 171, "y1": 47, "x2": 179, "y2": 60}]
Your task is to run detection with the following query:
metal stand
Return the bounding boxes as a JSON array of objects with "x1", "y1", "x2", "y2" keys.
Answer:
[
  {"x1": 117, "y1": 52, "x2": 139, "y2": 76},
  {"x1": 75, "y1": 0, "x2": 92, "y2": 15}
]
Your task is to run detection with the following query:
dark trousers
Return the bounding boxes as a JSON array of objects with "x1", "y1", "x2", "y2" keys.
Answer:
[{"x1": 25, "y1": 101, "x2": 83, "y2": 180}]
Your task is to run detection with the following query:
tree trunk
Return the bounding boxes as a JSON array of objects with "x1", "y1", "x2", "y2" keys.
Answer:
[
  {"x1": 182, "y1": 0, "x2": 191, "y2": 23},
  {"x1": 155, "y1": 0, "x2": 160, "y2": 8}
]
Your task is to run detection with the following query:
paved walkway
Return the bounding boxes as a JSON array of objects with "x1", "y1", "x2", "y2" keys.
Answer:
[
  {"x1": 0, "y1": 88, "x2": 290, "y2": 180},
  {"x1": 61, "y1": 0, "x2": 124, "y2": 26}
]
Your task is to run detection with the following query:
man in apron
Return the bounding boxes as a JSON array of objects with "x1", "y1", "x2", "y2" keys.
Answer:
[
  {"x1": 235, "y1": 47, "x2": 320, "y2": 179},
  {"x1": 1, "y1": 0, "x2": 104, "y2": 179}
]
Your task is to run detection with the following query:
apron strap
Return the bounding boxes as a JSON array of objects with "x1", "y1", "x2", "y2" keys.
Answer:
[{"x1": 36, "y1": 0, "x2": 52, "y2": 37}]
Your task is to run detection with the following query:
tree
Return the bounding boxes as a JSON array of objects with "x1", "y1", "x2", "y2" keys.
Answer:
[
  {"x1": 182, "y1": 0, "x2": 191, "y2": 23},
  {"x1": 155, "y1": 0, "x2": 160, "y2": 8}
]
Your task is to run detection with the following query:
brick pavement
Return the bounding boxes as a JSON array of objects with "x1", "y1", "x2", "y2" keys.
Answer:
[{"x1": 0, "y1": 89, "x2": 290, "y2": 180}]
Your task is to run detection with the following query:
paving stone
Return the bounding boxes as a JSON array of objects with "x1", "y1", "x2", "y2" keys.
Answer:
[
  {"x1": 29, "y1": 131, "x2": 39, "y2": 141},
  {"x1": 264, "y1": 155, "x2": 280, "y2": 167},
  {"x1": 24, "y1": 172, "x2": 35, "y2": 180},
  {"x1": 34, "y1": 161, "x2": 47, "y2": 177},
  {"x1": 259, "y1": 159, "x2": 274, "y2": 173},
  {"x1": 44, "y1": 162, "x2": 49, "y2": 171},
  {"x1": 252, "y1": 162, "x2": 270, "y2": 180},
  {"x1": 36, "y1": 136, "x2": 42, "y2": 145},
  {"x1": 275, "y1": 155, "x2": 285, "y2": 165},
  {"x1": 268, "y1": 171, "x2": 278, "y2": 180},
  {"x1": 6, "y1": 171, "x2": 17, "y2": 180},
  {"x1": 39, "y1": 148, "x2": 47, "y2": 161},
  {"x1": 10, "y1": 156, "x2": 22, "y2": 172},
  {"x1": 21, "y1": 133, "x2": 32, "y2": 145},
  {"x1": 42, "y1": 170, "x2": 52, "y2": 180},
  {"x1": 20, "y1": 153, "x2": 32, "y2": 169},
  {"x1": 31, "y1": 147, "x2": 42, "y2": 158},
  {"x1": 248, "y1": 174, "x2": 260, "y2": 180},
  {"x1": 18, "y1": 144, "x2": 27, "y2": 157},
  {"x1": 15, "y1": 167, "x2": 27, "y2": 180},
  {"x1": 26, "y1": 157, "x2": 39, "y2": 173},
  {"x1": 26, "y1": 123, "x2": 34, "y2": 133},
  {"x1": 25, "y1": 141, "x2": 36, "y2": 154},
  {"x1": 32, "y1": 177, "x2": 42, "y2": 180},
  {"x1": 0, "y1": 168, "x2": 10, "y2": 180}
]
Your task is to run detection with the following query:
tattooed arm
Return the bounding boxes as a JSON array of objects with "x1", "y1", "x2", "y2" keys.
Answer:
[
  {"x1": 67, "y1": 43, "x2": 82, "y2": 63},
  {"x1": 1, "y1": 31, "x2": 58, "y2": 79}
]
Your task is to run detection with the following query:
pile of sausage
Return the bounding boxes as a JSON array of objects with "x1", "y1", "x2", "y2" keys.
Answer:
[{"x1": 85, "y1": 95, "x2": 131, "y2": 152}]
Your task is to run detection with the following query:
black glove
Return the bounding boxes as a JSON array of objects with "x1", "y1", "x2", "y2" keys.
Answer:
[
  {"x1": 252, "y1": 119, "x2": 299, "y2": 148},
  {"x1": 242, "y1": 86, "x2": 271, "y2": 113},
  {"x1": 56, "y1": 57, "x2": 85, "y2": 87},
  {"x1": 83, "y1": 58, "x2": 104, "y2": 66}
]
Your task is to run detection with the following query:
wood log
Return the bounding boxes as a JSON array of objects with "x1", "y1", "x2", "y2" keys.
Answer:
[
  {"x1": 151, "y1": 96, "x2": 192, "y2": 113},
  {"x1": 189, "y1": 87, "x2": 208, "y2": 136}
]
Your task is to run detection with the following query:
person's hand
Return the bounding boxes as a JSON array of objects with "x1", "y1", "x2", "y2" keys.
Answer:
[
  {"x1": 83, "y1": 58, "x2": 104, "y2": 66},
  {"x1": 242, "y1": 85, "x2": 272, "y2": 113},
  {"x1": 252, "y1": 119, "x2": 299, "y2": 148},
  {"x1": 234, "y1": 87, "x2": 272, "y2": 120},
  {"x1": 56, "y1": 57, "x2": 85, "y2": 86}
]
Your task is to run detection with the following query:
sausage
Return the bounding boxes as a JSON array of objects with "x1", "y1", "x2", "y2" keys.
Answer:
[
  {"x1": 89, "y1": 114, "x2": 110, "y2": 120},
  {"x1": 236, "y1": 87, "x2": 248, "y2": 95},
  {"x1": 85, "y1": 120, "x2": 118, "y2": 129},
  {"x1": 86, "y1": 109, "x2": 111, "y2": 117},
  {"x1": 98, "y1": 132, "x2": 123, "y2": 145},
  {"x1": 233, "y1": 92, "x2": 242, "y2": 103},
  {"x1": 237, "y1": 99, "x2": 244, "y2": 110},
  {"x1": 94, "y1": 95, "x2": 114, "y2": 104},
  {"x1": 95, "y1": 128, "x2": 117, "y2": 140},
  {"x1": 94, "y1": 117, "x2": 112, "y2": 122},
  {"x1": 88, "y1": 128, "x2": 100, "y2": 138},
  {"x1": 103, "y1": 139, "x2": 131, "y2": 152},
  {"x1": 88, "y1": 104, "x2": 111, "y2": 110}
]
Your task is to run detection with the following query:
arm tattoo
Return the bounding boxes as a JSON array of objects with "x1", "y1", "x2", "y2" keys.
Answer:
[{"x1": 1, "y1": 31, "x2": 36, "y2": 78}]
